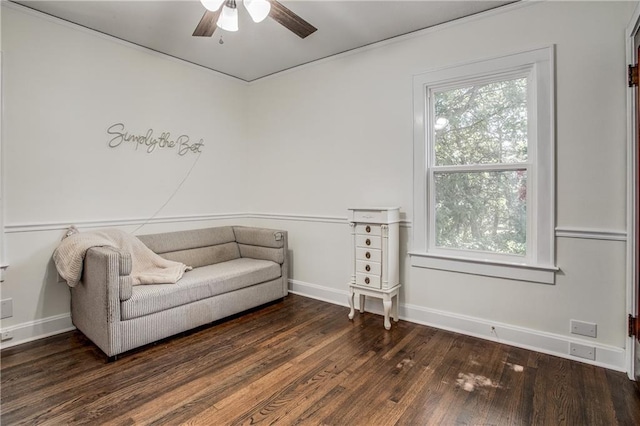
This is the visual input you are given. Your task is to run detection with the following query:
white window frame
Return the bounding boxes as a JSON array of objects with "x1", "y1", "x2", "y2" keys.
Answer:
[{"x1": 410, "y1": 47, "x2": 557, "y2": 284}]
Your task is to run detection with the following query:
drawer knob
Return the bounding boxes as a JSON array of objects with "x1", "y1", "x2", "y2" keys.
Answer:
[
  {"x1": 365, "y1": 265, "x2": 371, "y2": 272},
  {"x1": 366, "y1": 238, "x2": 371, "y2": 246},
  {"x1": 365, "y1": 226, "x2": 371, "y2": 233},
  {"x1": 365, "y1": 252, "x2": 371, "y2": 259},
  {"x1": 365, "y1": 277, "x2": 370, "y2": 284}
]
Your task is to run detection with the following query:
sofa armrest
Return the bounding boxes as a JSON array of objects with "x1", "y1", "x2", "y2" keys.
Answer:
[
  {"x1": 233, "y1": 226, "x2": 289, "y2": 295},
  {"x1": 72, "y1": 246, "x2": 132, "y2": 321},
  {"x1": 91, "y1": 246, "x2": 133, "y2": 302},
  {"x1": 233, "y1": 226, "x2": 286, "y2": 249},
  {"x1": 70, "y1": 246, "x2": 133, "y2": 357},
  {"x1": 233, "y1": 227, "x2": 287, "y2": 263}
]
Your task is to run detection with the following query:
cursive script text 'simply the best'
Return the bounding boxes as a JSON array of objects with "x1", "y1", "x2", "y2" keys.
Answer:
[{"x1": 107, "y1": 123, "x2": 204, "y2": 156}]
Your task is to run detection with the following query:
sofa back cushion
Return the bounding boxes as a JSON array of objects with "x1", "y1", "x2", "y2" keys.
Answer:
[{"x1": 137, "y1": 227, "x2": 240, "y2": 268}]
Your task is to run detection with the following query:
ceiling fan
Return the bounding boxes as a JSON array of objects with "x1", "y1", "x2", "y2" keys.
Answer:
[{"x1": 193, "y1": 0, "x2": 317, "y2": 39}]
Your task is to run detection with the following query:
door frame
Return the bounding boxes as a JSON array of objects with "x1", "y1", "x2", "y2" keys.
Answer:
[
  {"x1": 0, "y1": 50, "x2": 5, "y2": 283},
  {"x1": 626, "y1": 2, "x2": 640, "y2": 380}
]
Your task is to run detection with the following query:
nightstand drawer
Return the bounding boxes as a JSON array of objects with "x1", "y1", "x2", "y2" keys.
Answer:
[
  {"x1": 356, "y1": 248, "x2": 381, "y2": 263},
  {"x1": 356, "y1": 273, "x2": 381, "y2": 289},
  {"x1": 351, "y1": 210, "x2": 385, "y2": 223},
  {"x1": 348, "y1": 208, "x2": 400, "y2": 224},
  {"x1": 356, "y1": 235, "x2": 381, "y2": 249},
  {"x1": 356, "y1": 260, "x2": 381, "y2": 275},
  {"x1": 355, "y1": 224, "x2": 381, "y2": 236}
]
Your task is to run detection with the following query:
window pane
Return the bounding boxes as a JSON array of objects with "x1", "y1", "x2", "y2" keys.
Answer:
[
  {"x1": 434, "y1": 170, "x2": 527, "y2": 255},
  {"x1": 434, "y1": 77, "x2": 527, "y2": 166}
]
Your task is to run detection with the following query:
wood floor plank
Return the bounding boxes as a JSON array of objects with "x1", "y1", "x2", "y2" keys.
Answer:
[
  {"x1": 190, "y1": 321, "x2": 356, "y2": 423},
  {"x1": 107, "y1": 307, "x2": 341, "y2": 425},
  {"x1": 532, "y1": 354, "x2": 576, "y2": 425},
  {"x1": 394, "y1": 332, "x2": 471, "y2": 425},
  {"x1": 572, "y1": 362, "x2": 616, "y2": 426},
  {"x1": 91, "y1": 303, "x2": 346, "y2": 425},
  {"x1": 274, "y1": 349, "x2": 379, "y2": 424},
  {"x1": 605, "y1": 367, "x2": 640, "y2": 425},
  {"x1": 329, "y1": 324, "x2": 446, "y2": 424},
  {"x1": 149, "y1": 311, "x2": 353, "y2": 425},
  {"x1": 483, "y1": 346, "x2": 533, "y2": 425},
  {"x1": 1, "y1": 295, "x2": 639, "y2": 425},
  {"x1": 231, "y1": 318, "x2": 390, "y2": 425},
  {"x1": 450, "y1": 338, "x2": 508, "y2": 425}
]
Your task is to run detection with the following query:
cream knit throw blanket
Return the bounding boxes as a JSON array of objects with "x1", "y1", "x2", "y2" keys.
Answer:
[{"x1": 53, "y1": 228, "x2": 190, "y2": 287}]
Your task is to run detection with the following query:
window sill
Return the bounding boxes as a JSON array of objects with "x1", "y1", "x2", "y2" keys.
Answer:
[{"x1": 409, "y1": 252, "x2": 558, "y2": 284}]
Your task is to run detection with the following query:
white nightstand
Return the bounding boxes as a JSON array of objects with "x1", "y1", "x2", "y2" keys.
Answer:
[{"x1": 347, "y1": 207, "x2": 400, "y2": 330}]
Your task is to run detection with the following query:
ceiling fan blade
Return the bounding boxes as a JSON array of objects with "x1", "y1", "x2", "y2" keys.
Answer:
[
  {"x1": 269, "y1": 0, "x2": 317, "y2": 39},
  {"x1": 193, "y1": 10, "x2": 221, "y2": 37}
]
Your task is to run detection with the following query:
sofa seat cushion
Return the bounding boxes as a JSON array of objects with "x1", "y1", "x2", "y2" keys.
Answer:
[{"x1": 120, "y1": 258, "x2": 281, "y2": 321}]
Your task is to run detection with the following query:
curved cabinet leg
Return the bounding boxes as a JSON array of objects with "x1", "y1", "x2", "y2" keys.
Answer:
[
  {"x1": 359, "y1": 294, "x2": 365, "y2": 313},
  {"x1": 348, "y1": 289, "x2": 355, "y2": 320},
  {"x1": 383, "y1": 298, "x2": 392, "y2": 330}
]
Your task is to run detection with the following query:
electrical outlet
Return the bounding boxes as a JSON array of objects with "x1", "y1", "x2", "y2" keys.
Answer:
[
  {"x1": 0, "y1": 299, "x2": 13, "y2": 319},
  {"x1": 570, "y1": 342, "x2": 596, "y2": 360},
  {"x1": 570, "y1": 319, "x2": 597, "y2": 338},
  {"x1": 1, "y1": 330, "x2": 13, "y2": 341}
]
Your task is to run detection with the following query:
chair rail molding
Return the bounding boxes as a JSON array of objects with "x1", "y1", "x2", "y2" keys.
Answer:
[
  {"x1": 3, "y1": 213, "x2": 251, "y2": 233},
  {"x1": 554, "y1": 227, "x2": 627, "y2": 241},
  {"x1": 4, "y1": 212, "x2": 412, "y2": 233}
]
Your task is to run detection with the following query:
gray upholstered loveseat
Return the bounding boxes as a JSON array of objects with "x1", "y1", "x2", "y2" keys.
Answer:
[{"x1": 70, "y1": 226, "x2": 288, "y2": 358}]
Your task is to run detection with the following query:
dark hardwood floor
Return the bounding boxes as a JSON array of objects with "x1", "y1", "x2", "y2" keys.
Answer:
[{"x1": 1, "y1": 294, "x2": 639, "y2": 425}]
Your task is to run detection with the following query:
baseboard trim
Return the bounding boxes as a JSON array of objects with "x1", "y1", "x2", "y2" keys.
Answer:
[
  {"x1": 0, "y1": 313, "x2": 75, "y2": 350},
  {"x1": 289, "y1": 279, "x2": 350, "y2": 307},
  {"x1": 401, "y1": 303, "x2": 625, "y2": 372},
  {"x1": 288, "y1": 279, "x2": 626, "y2": 372}
]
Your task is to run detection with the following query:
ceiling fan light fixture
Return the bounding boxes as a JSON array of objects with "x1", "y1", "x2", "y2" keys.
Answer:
[
  {"x1": 217, "y1": 1, "x2": 239, "y2": 32},
  {"x1": 200, "y1": 0, "x2": 225, "y2": 12},
  {"x1": 244, "y1": 0, "x2": 271, "y2": 23}
]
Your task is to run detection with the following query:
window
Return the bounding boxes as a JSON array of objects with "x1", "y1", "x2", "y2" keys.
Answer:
[{"x1": 411, "y1": 47, "x2": 557, "y2": 284}]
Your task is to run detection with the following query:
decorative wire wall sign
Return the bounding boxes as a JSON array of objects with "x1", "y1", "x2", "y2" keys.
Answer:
[
  {"x1": 104, "y1": 122, "x2": 206, "y2": 233},
  {"x1": 107, "y1": 123, "x2": 204, "y2": 156}
]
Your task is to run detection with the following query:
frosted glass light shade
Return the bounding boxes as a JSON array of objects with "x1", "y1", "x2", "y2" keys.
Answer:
[
  {"x1": 200, "y1": 0, "x2": 225, "y2": 11},
  {"x1": 244, "y1": 0, "x2": 271, "y2": 23},
  {"x1": 217, "y1": 5, "x2": 239, "y2": 31}
]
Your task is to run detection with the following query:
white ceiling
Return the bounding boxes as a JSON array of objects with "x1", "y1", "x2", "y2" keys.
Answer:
[{"x1": 13, "y1": 0, "x2": 516, "y2": 82}]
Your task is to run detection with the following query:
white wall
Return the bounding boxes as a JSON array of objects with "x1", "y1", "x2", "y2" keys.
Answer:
[
  {"x1": 246, "y1": 1, "x2": 635, "y2": 370},
  {"x1": 0, "y1": 1, "x2": 636, "y2": 372},
  {"x1": 0, "y1": 4, "x2": 250, "y2": 340}
]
